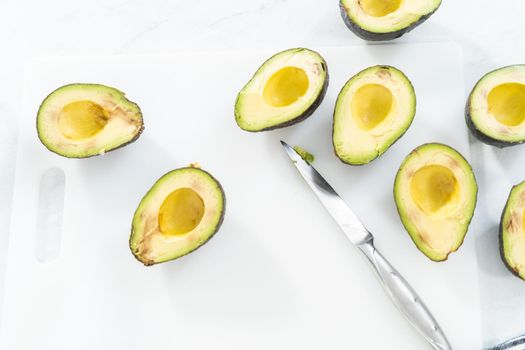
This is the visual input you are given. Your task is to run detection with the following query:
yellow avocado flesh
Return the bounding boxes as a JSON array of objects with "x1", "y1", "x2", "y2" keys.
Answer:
[
  {"x1": 158, "y1": 188, "x2": 205, "y2": 236},
  {"x1": 263, "y1": 66, "x2": 309, "y2": 107},
  {"x1": 487, "y1": 83, "x2": 525, "y2": 127},
  {"x1": 359, "y1": 0, "x2": 402, "y2": 17},
  {"x1": 410, "y1": 165, "x2": 458, "y2": 215},
  {"x1": 58, "y1": 100, "x2": 109, "y2": 140},
  {"x1": 351, "y1": 84, "x2": 393, "y2": 130}
]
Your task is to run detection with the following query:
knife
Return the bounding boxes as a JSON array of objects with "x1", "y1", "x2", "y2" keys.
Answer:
[{"x1": 280, "y1": 140, "x2": 452, "y2": 350}]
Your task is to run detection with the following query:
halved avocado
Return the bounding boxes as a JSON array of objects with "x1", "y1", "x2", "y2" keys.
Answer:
[
  {"x1": 500, "y1": 181, "x2": 525, "y2": 281},
  {"x1": 235, "y1": 48, "x2": 329, "y2": 132},
  {"x1": 394, "y1": 143, "x2": 477, "y2": 261},
  {"x1": 333, "y1": 65, "x2": 416, "y2": 165},
  {"x1": 339, "y1": 0, "x2": 441, "y2": 41},
  {"x1": 466, "y1": 65, "x2": 525, "y2": 147},
  {"x1": 37, "y1": 83, "x2": 143, "y2": 158},
  {"x1": 130, "y1": 166, "x2": 225, "y2": 266}
]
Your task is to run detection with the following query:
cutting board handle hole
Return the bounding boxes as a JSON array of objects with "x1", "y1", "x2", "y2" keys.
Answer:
[{"x1": 35, "y1": 167, "x2": 65, "y2": 263}]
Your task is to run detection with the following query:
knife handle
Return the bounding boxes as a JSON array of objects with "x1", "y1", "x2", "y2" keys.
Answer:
[{"x1": 358, "y1": 239, "x2": 452, "y2": 350}]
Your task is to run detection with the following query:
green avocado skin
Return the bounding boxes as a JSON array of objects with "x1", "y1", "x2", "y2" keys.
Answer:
[
  {"x1": 129, "y1": 167, "x2": 226, "y2": 266},
  {"x1": 465, "y1": 79, "x2": 524, "y2": 148},
  {"x1": 339, "y1": 1, "x2": 440, "y2": 41},
  {"x1": 499, "y1": 184, "x2": 525, "y2": 280}
]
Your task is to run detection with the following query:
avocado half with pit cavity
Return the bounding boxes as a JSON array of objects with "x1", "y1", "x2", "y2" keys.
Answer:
[
  {"x1": 466, "y1": 65, "x2": 525, "y2": 147},
  {"x1": 500, "y1": 180, "x2": 525, "y2": 281},
  {"x1": 394, "y1": 143, "x2": 477, "y2": 261},
  {"x1": 235, "y1": 48, "x2": 328, "y2": 132},
  {"x1": 339, "y1": 0, "x2": 441, "y2": 41},
  {"x1": 37, "y1": 83, "x2": 143, "y2": 158},
  {"x1": 130, "y1": 166, "x2": 225, "y2": 266},
  {"x1": 333, "y1": 65, "x2": 416, "y2": 165}
]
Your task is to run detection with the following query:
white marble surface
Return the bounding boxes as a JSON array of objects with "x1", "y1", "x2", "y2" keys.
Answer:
[{"x1": 1, "y1": 0, "x2": 525, "y2": 347}]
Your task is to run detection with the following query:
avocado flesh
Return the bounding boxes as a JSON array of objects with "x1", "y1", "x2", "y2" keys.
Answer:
[
  {"x1": 467, "y1": 65, "x2": 525, "y2": 147},
  {"x1": 235, "y1": 48, "x2": 328, "y2": 132},
  {"x1": 500, "y1": 181, "x2": 525, "y2": 280},
  {"x1": 340, "y1": 0, "x2": 441, "y2": 41},
  {"x1": 333, "y1": 65, "x2": 416, "y2": 165},
  {"x1": 130, "y1": 167, "x2": 225, "y2": 266},
  {"x1": 394, "y1": 143, "x2": 477, "y2": 261},
  {"x1": 293, "y1": 146, "x2": 315, "y2": 164},
  {"x1": 37, "y1": 83, "x2": 143, "y2": 158}
]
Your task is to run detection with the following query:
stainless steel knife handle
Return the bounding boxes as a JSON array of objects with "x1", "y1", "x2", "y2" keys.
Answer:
[{"x1": 358, "y1": 239, "x2": 452, "y2": 350}]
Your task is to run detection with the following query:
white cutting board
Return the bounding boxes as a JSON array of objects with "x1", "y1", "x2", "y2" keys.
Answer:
[{"x1": 1, "y1": 43, "x2": 482, "y2": 349}]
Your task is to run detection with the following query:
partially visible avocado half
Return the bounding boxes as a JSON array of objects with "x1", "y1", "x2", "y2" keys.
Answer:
[
  {"x1": 394, "y1": 143, "x2": 477, "y2": 261},
  {"x1": 37, "y1": 83, "x2": 143, "y2": 158},
  {"x1": 500, "y1": 181, "x2": 525, "y2": 281},
  {"x1": 339, "y1": 0, "x2": 441, "y2": 41},
  {"x1": 235, "y1": 48, "x2": 329, "y2": 132},
  {"x1": 466, "y1": 65, "x2": 525, "y2": 147},
  {"x1": 130, "y1": 166, "x2": 225, "y2": 266},
  {"x1": 333, "y1": 65, "x2": 416, "y2": 165}
]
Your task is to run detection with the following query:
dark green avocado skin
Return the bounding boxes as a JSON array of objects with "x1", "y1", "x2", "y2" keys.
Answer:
[
  {"x1": 130, "y1": 168, "x2": 226, "y2": 266},
  {"x1": 465, "y1": 85, "x2": 524, "y2": 148},
  {"x1": 339, "y1": 1, "x2": 440, "y2": 41},
  {"x1": 499, "y1": 185, "x2": 525, "y2": 280},
  {"x1": 235, "y1": 48, "x2": 329, "y2": 132}
]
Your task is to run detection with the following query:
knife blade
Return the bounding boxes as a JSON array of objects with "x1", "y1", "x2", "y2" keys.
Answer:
[{"x1": 280, "y1": 140, "x2": 452, "y2": 350}]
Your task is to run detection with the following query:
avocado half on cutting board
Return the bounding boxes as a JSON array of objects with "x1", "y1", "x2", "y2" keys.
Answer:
[
  {"x1": 235, "y1": 48, "x2": 329, "y2": 132},
  {"x1": 466, "y1": 65, "x2": 525, "y2": 147},
  {"x1": 500, "y1": 181, "x2": 525, "y2": 281},
  {"x1": 37, "y1": 83, "x2": 144, "y2": 158},
  {"x1": 333, "y1": 65, "x2": 416, "y2": 165},
  {"x1": 394, "y1": 143, "x2": 478, "y2": 261},
  {"x1": 339, "y1": 0, "x2": 442, "y2": 41},
  {"x1": 130, "y1": 166, "x2": 225, "y2": 266}
]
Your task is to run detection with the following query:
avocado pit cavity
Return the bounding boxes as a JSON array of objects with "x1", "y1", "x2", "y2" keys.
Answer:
[
  {"x1": 351, "y1": 83, "x2": 393, "y2": 130},
  {"x1": 263, "y1": 66, "x2": 309, "y2": 107},
  {"x1": 58, "y1": 100, "x2": 109, "y2": 140},
  {"x1": 359, "y1": 0, "x2": 402, "y2": 17},
  {"x1": 488, "y1": 83, "x2": 525, "y2": 127},
  {"x1": 158, "y1": 188, "x2": 205, "y2": 237},
  {"x1": 410, "y1": 165, "x2": 458, "y2": 215}
]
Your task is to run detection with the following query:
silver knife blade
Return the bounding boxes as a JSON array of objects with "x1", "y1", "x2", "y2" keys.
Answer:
[
  {"x1": 280, "y1": 140, "x2": 372, "y2": 246},
  {"x1": 281, "y1": 140, "x2": 452, "y2": 350}
]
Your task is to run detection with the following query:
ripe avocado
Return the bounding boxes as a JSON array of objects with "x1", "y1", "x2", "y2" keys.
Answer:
[
  {"x1": 500, "y1": 180, "x2": 525, "y2": 281},
  {"x1": 333, "y1": 65, "x2": 416, "y2": 165},
  {"x1": 339, "y1": 0, "x2": 441, "y2": 41},
  {"x1": 466, "y1": 65, "x2": 525, "y2": 147},
  {"x1": 130, "y1": 166, "x2": 225, "y2": 266},
  {"x1": 235, "y1": 48, "x2": 329, "y2": 132},
  {"x1": 394, "y1": 143, "x2": 477, "y2": 261},
  {"x1": 37, "y1": 83, "x2": 143, "y2": 158}
]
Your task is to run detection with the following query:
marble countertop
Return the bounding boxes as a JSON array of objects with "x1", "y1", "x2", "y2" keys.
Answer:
[{"x1": 1, "y1": 0, "x2": 525, "y2": 348}]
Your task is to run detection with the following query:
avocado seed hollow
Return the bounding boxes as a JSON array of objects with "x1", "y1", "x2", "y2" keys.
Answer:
[
  {"x1": 158, "y1": 188, "x2": 205, "y2": 237},
  {"x1": 263, "y1": 66, "x2": 309, "y2": 107},
  {"x1": 351, "y1": 83, "x2": 394, "y2": 130},
  {"x1": 359, "y1": 0, "x2": 403, "y2": 17},
  {"x1": 487, "y1": 83, "x2": 525, "y2": 127},
  {"x1": 410, "y1": 165, "x2": 458, "y2": 215},
  {"x1": 57, "y1": 100, "x2": 109, "y2": 140}
]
